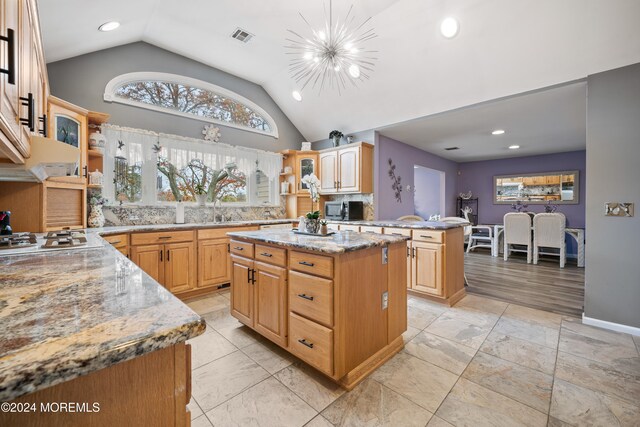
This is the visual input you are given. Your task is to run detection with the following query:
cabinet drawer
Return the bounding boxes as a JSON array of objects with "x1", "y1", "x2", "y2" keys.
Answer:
[
  {"x1": 412, "y1": 230, "x2": 444, "y2": 243},
  {"x1": 102, "y1": 233, "x2": 128, "y2": 248},
  {"x1": 230, "y1": 240, "x2": 254, "y2": 258},
  {"x1": 289, "y1": 312, "x2": 333, "y2": 375},
  {"x1": 383, "y1": 227, "x2": 412, "y2": 237},
  {"x1": 338, "y1": 224, "x2": 360, "y2": 232},
  {"x1": 289, "y1": 271, "x2": 333, "y2": 327},
  {"x1": 289, "y1": 251, "x2": 334, "y2": 279},
  {"x1": 131, "y1": 230, "x2": 194, "y2": 245},
  {"x1": 255, "y1": 244, "x2": 287, "y2": 267},
  {"x1": 197, "y1": 226, "x2": 258, "y2": 240},
  {"x1": 360, "y1": 226, "x2": 383, "y2": 234}
]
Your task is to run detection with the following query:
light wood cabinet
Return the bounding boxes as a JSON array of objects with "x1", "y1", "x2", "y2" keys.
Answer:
[
  {"x1": 231, "y1": 238, "x2": 407, "y2": 390},
  {"x1": 130, "y1": 237, "x2": 196, "y2": 294},
  {"x1": 411, "y1": 241, "x2": 443, "y2": 296},
  {"x1": 280, "y1": 149, "x2": 325, "y2": 218},
  {"x1": 230, "y1": 255, "x2": 254, "y2": 326},
  {"x1": 253, "y1": 261, "x2": 288, "y2": 347},
  {"x1": 103, "y1": 233, "x2": 129, "y2": 257},
  {"x1": 198, "y1": 239, "x2": 231, "y2": 287},
  {"x1": 318, "y1": 142, "x2": 373, "y2": 195}
]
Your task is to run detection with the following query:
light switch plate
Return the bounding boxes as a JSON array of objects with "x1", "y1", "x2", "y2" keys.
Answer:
[{"x1": 605, "y1": 202, "x2": 634, "y2": 217}]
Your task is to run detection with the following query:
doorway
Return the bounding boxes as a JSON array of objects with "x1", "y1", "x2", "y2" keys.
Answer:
[{"x1": 413, "y1": 165, "x2": 445, "y2": 219}]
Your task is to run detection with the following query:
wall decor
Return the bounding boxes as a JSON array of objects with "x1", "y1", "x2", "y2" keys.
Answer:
[
  {"x1": 388, "y1": 158, "x2": 402, "y2": 203},
  {"x1": 459, "y1": 190, "x2": 473, "y2": 200},
  {"x1": 202, "y1": 124, "x2": 221, "y2": 142},
  {"x1": 604, "y1": 202, "x2": 634, "y2": 217},
  {"x1": 301, "y1": 141, "x2": 312, "y2": 151}
]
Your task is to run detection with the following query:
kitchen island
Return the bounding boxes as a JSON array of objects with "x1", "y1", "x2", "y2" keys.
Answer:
[
  {"x1": 0, "y1": 242, "x2": 205, "y2": 426},
  {"x1": 226, "y1": 229, "x2": 409, "y2": 390}
]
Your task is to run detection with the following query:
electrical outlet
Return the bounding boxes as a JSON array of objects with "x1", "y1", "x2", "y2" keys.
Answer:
[
  {"x1": 382, "y1": 247, "x2": 388, "y2": 264},
  {"x1": 381, "y1": 291, "x2": 389, "y2": 310},
  {"x1": 128, "y1": 216, "x2": 140, "y2": 221}
]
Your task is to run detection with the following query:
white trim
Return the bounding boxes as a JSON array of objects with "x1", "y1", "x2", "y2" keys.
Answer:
[
  {"x1": 582, "y1": 314, "x2": 640, "y2": 337},
  {"x1": 103, "y1": 72, "x2": 279, "y2": 138}
]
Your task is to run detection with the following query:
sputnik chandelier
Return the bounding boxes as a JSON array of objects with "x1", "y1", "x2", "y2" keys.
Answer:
[{"x1": 285, "y1": 0, "x2": 378, "y2": 95}]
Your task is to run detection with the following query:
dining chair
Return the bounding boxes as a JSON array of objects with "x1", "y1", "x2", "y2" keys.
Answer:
[
  {"x1": 463, "y1": 210, "x2": 494, "y2": 253},
  {"x1": 397, "y1": 215, "x2": 425, "y2": 221},
  {"x1": 533, "y1": 213, "x2": 566, "y2": 268},
  {"x1": 503, "y1": 212, "x2": 533, "y2": 263}
]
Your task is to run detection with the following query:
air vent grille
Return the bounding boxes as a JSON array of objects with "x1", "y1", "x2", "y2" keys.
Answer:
[
  {"x1": 444, "y1": 147, "x2": 460, "y2": 151},
  {"x1": 231, "y1": 28, "x2": 254, "y2": 43}
]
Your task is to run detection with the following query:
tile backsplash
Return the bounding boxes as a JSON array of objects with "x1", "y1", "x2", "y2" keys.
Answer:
[{"x1": 102, "y1": 204, "x2": 285, "y2": 226}]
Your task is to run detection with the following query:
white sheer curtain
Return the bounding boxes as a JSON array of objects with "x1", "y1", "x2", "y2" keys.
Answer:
[{"x1": 102, "y1": 124, "x2": 282, "y2": 205}]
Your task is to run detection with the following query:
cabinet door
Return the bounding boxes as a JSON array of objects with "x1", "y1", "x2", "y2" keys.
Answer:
[
  {"x1": 198, "y1": 239, "x2": 231, "y2": 288},
  {"x1": 253, "y1": 261, "x2": 288, "y2": 347},
  {"x1": 411, "y1": 241, "x2": 443, "y2": 296},
  {"x1": 131, "y1": 244, "x2": 165, "y2": 285},
  {"x1": 0, "y1": 0, "x2": 21, "y2": 148},
  {"x1": 337, "y1": 146, "x2": 360, "y2": 193},
  {"x1": 319, "y1": 151, "x2": 337, "y2": 193},
  {"x1": 16, "y1": 0, "x2": 31, "y2": 154},
  {"x1": 164, "y1": 241, "x2": 196, "y2": 294},
  {"x1": 296, "y1": 153, "x2": 317, "y2": 193},
  {"x1": 231, "y1": 255, "x2": 254, "y2": 326}
]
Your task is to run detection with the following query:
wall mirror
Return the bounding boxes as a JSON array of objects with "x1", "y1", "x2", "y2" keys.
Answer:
[{"x1": 494, "y1": 171, "x2": 579, "y2": 204}]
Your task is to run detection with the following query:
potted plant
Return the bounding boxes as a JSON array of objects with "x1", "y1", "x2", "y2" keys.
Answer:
[
  {"x1": 194, "y1": 183, "x2": 207, "y2": 207},
  {"x1": 305, "y1": 210, "x2": 321, "y2": 234},
  {"x1": 329, "y1": 130, "x2": 343, "y2": 147},
  {"x1": 320, "y1": 220, "x2": 328, "y2": 235}
]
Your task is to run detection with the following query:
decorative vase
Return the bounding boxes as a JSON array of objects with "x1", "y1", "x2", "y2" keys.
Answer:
[
  {"x1": 88, "y1": 132, "x2": 106, "y2": 153},
  {"x1": 305, "y1": 218, "x2": 320, "y2": 234},
  {"x1": 88, "y1": 204, "x2": 105, "y2": 228},
  {"x1": 332, "y1": 135, "x2": 342, "y2": 147},
  {"x1": 320, "y1": 224, "x2": 328, "y2": 235},
  {"x1": 195, "y1": 194, "x2": 207, "y2": 207}
]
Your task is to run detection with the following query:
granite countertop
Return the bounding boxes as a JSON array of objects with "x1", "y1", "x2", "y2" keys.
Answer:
[
  {"x1": 0, "y1": 243, "x2": 206, "y2": 401},
  {"x1": 227, "y1": 229, "x2": 409, "y2": 254},
  {"x1": 327, "y1": 220, "x2": 468, "y2": 230},
  {"x1": 93, "y1": 219, "x2": 295, "y2": 236}
]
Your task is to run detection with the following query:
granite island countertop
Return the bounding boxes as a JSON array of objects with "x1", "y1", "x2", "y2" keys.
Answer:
[
  {"x1": 0, "y1": 242, "x2": 206, "y2": 401},
  {"x1": 326, "y1": 220, "x2": 468, "y2": 230},
  {"x1": 227, "y1": 229, "x2": 409, "y2": 254}
]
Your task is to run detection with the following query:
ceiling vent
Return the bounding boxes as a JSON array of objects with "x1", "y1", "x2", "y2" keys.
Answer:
[
  {"x1": 444, "y1": 147, "x2": 460, "y2": 151},
  {"x1": 231, "y1": 28, "x2": 254, "y2": 43}
]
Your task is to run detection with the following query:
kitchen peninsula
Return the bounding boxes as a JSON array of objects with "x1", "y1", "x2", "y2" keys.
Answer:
[
  {"x1": 227, "y1": 229, "x2": 409, "y2": 390},
  {"x1": 0, "y1": 242, "x2": 205, "y2": 426}
]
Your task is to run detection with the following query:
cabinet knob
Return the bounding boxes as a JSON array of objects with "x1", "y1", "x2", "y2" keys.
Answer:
[{"x1": 0, "y1": 29, "x2": 15, "y2": 85}]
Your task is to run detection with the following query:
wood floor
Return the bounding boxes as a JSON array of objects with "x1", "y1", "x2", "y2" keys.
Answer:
[{"x1": 464, "y1": 250, "x2": 585, "y2": 317}]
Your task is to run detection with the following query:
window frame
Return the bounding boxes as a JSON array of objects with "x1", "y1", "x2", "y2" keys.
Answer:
[{"x1": 103, "y1": 72, "x2": 279, "y2": 138}]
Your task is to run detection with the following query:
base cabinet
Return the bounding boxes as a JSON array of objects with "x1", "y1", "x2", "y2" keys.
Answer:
[
  {"x1": 131, "y1": 241, "x2": 196, "y2": 294},
  {"x1": 253, "y1": 261, "x2": 288, "y2": 347},
  {"x1": 230, "y1": 255, "x2": 254, "y2": 326},
  {"x1": 411, "y1": 241, "x2": 443, "y2": 296},
  {"x1": 198, "y1": 239, "x2": 231, "y2": 287}
]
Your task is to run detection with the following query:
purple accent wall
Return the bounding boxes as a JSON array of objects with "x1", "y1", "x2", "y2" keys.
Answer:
[
  {"x1": 375, "y1": 134, "x2": 459, "y2": 220},
  {"x1": 458, "y1": 150, "x2": 586, "y2": 255}
]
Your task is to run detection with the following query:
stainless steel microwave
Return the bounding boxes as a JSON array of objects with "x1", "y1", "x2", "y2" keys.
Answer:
[{"x1": 324, "y1": 201, "x2": 364, "y2": 221}]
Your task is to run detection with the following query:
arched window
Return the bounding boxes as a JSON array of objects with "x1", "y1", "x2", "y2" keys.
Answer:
[{"x1": 104, "y1": 72, "x2": 278, "y2": 138}]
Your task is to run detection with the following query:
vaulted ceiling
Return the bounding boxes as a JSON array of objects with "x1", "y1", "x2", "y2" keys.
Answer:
[{"x1": 39, "y1": 0, "x2": 640, "y2": 146}]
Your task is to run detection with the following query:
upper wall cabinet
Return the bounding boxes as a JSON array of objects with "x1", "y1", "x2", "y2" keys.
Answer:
[
  {"x1": 0, "y1": 0, "x2": 49, "y2": 164},
  {"x1": 319, "y1": 142, "x2": 373, "y2": 195}
]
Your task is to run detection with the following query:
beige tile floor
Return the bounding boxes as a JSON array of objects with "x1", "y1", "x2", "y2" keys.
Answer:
[{"x1": 185, "y1": 291, "x2": 640, "y2": 427}]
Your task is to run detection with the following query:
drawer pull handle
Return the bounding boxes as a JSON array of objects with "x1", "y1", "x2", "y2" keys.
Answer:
[
  {"x1": 260, "y1": 252, "x2": 272, "y2": 257},
  {"x1": 366, "y1": 231, "x2": 376, "y2": 233},
  {"x1": 299, "y1": 261, "x2": 314, "y2": 267},
  {"x1": 234, "y1": 246, "x2": 244, "y2": 251},
  {"x1": 158, "y1": 236, "x2": 172, "y2": 240},
  {"x1": 392, "y1": 232, "x2": 403, "y2": 236},
  {"x1": 420, "y1": 235, "x2": 433, "y2": 239},
  {"x1": 109, "y1": 240, "x2": 121, "y2": 245},
  {"x1": 298, "y1": 339, "x2": 314, "y2": 349},
  {"x1": 297, "y1": 293, "x2": 314, "y2": 301},
  {"x1": 0, "y1": 29, "x2": 16, "y2": 84}
]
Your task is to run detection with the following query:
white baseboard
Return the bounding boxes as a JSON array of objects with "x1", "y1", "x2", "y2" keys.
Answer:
[{"x1": 582, "y1": 314, "x2": 640, "y2": 337}]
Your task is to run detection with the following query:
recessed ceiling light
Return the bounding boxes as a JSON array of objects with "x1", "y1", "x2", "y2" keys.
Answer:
[
  {"x1": 492, "y1": 129, "x2": 505, "y2": 135},
  {"x1": 292, "y1": 91, "x2": 302, "y2": 102},
  {"x1": 98, "y1": 21, "x2": 120, "y2": 32},
  {"x1": 440, "y1": 17, "x2": 459, "y2": 38},
  {"x1": 508, "y1": 145, "x2": 520, "y2": 150}
]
